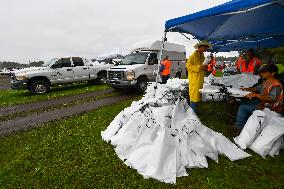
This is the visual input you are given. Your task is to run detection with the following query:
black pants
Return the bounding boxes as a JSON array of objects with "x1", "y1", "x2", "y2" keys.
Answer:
[{"x1": 161, "y1": 75, "x2": 170, "y2": 84}]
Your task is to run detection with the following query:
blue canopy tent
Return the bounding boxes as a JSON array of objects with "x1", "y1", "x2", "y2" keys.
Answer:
[
  {"x1": 164, "y1": 0, "x2": 284, "y2": 51},
  {"x1": 212, "y1": 36, "x2": 284, "y2": 51}
]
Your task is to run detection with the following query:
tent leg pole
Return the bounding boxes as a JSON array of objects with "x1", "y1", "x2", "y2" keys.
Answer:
[{"x1": 154, "y1": 31, "x2": 167, "y2": 92}]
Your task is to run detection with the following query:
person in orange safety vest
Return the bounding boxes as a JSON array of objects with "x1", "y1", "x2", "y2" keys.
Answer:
[
  {"x1": 236, "y1": 54, "x2": 244, "y2": 71},
  {"x1": 160, "y1": 56, "x2": 172, "y2": 84},
  {"x1": 234, "y1": 64, "x2": 283, "y2": 130},
  {"x1": 237, "y1": 49, "x2": 262, "y2": 74},
  {"x1": 207, "y1": 53, "x2": 216, "y2": 73}
]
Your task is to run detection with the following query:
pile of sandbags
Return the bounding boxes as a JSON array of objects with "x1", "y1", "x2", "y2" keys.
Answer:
[
  {"x1": 234, "y1": 108, "x2": 284, "y2": 157},
  {"x1": 102, "y1": 80, "x2": 250, "y2": 184},
  {"x1": 205, "y1": 73, "x2": 259, "y2": 88},
  {"x1": 201, "y1": 73, "x2": 259, "y2": 101}
]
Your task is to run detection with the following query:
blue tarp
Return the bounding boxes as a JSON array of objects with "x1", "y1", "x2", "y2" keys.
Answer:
[{"x1": 165, "y1": 0, "x2": 284, "y2": 51}]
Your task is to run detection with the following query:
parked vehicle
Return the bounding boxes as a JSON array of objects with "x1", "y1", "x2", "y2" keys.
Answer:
[
  {"x1": 107, "y1": 40, "x2": 186, "y2": 92},
  {"x1": 11, "y1": 57, "x2": 113, "y2": 94},
  {"x1": 0, "y1": 68, "x2": 15, "y2": 75}
]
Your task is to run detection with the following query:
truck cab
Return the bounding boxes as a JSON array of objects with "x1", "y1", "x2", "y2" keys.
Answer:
[{"x1": 107, "y1": 40, "x2": 186, "y2": 92}]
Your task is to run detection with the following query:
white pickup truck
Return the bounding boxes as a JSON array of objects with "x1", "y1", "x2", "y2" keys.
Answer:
[
  {"x1": 11, "y1": 57, "x2": 113, "y2": 94},
  {"x1": 107, "y1": 40, "x2": 187, "y2": 92}
]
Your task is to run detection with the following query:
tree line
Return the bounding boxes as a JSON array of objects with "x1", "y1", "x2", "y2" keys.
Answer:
[{"x1": 0, "y1": 61, "x2": 44, "y2": 69}]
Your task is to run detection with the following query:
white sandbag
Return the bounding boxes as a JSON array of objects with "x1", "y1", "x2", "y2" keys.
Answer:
[
  {"x1": 101, "y1": 101, "x2": 142, "y2": 141},
  {"x1": 249, "y1": 113, "x2": 284, "y2": 158},
  {"x1": 125, "y1": 126, "x2": 178, "y2": 183},
  {"x1": 234, "y1": 108, "x2": 284, "y2": 158},
  {"x1": 214, "y1": 131, "x2": 251, "y2": 161},
  {"x1": 234, "y1": 110, "x2": 266, "y2": 149},
  {"x1": 268, "y1": 137, "x2": 284, "y2": 157},
  {"x1": 219, "y1": 73, "x2": 259, "y2": 88}
]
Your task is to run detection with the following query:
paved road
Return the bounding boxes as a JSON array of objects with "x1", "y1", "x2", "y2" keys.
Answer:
[
  {"x1": 0, "y1": 88, "x2": 114, "y2": 117},
  {"x1": 0, "y1": 89, "x2": 138, "y2": 137}
]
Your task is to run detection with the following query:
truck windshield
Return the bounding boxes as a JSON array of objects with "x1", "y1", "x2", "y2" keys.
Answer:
[
  {"x1": 42, "y1": 58, "x2": 58, "y2": 67},
  {"x1": 121, "y1": 52, "x2": 149, "y2": 65}
]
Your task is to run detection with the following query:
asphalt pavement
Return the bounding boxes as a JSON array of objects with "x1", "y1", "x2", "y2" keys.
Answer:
[{"x1": 0, "y1": 75, "x2": 11, "y2": 90}]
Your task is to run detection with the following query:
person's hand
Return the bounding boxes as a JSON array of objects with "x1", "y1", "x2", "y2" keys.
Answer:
[
  {"x1": 245, "y1": 93, "x2": 258, "y2": 100},
  {"x1": 240, "y1": 87, "x2": 250, "y2": 91},
  {"x1": 242, "y1": 87, "x2": 255, "y2": 92}
]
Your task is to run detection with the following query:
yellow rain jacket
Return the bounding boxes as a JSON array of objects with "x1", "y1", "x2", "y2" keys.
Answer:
[{"x1": 186, "y1": 50, "x2": 205, "y2": 102}]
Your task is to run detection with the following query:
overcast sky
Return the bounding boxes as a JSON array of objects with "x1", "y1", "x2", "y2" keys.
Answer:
[{"x1": 0, "y1": 0, "x2": 237, "y2": 63}]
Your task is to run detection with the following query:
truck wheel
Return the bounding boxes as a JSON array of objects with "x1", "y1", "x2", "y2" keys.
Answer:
[
  {"x1": 96, "y1": 72, "x2": 107, "y2": 84},
  {"x1": 136, "y1": 78, "x2": 148, "y2": 93},
  {"x1": 30, "y1": 80, "x2": 50, "y2": 94}
]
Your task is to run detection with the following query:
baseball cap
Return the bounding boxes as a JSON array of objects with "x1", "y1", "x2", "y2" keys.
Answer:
[{"x1": 259, "y1": 64, "x2": 278, "y2": 74}]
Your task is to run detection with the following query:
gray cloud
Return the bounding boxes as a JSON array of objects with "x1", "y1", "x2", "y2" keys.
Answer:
[{"x1": 0, "y1": 0, "x2": 232, "y2": 63}]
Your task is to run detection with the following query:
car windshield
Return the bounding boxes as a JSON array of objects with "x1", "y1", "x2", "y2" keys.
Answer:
[
  {"x1": 120, "y1": 52, "x2": 149, "y2": 65},
  {"x1": 42, "y1": 58, "x2": 58, "y2": 67}
]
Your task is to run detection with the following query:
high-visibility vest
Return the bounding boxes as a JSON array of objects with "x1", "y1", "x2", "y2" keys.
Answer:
[
  {"x1": 262, "y1": 79, "x2": 283, "y2": 113},
  {"x1": 207, "y1": 58, "x2": 216, "y2": 72},
  {"x1": 239, "y1": 57, "x2": 261, "y2": 73},
  {"x1": 160, "y1": 60, "x2": 172, "y2": 76},
  {"x1": 236, "y1": 57, "x2": 244, "y2": 71}
]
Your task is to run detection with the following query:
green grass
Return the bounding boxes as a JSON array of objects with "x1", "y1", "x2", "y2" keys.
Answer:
[
  {"x1": 0, "y1": 82, "x2": 110, "y2": 107},
  {"x1": 0, "y1": 98, "x2": 283, "y2": 188},
  {"x1": 0, "y1": 90, "x2": 122, "y2": 122}
]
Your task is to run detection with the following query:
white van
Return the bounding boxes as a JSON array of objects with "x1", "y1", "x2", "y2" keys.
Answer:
[{"x1": 107, "y1": 40, "x2": 186, "y2": 92}]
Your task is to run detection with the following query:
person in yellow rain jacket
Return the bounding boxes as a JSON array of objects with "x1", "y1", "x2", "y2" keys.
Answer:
[{"x1": 187, "y1": 40, "x2": 212, "y2": 112}]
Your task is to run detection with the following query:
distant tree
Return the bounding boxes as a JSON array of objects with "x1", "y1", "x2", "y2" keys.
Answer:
[
  {"x1": 0, "y1": 61, "x2": 29, "y2": 69},
  {"x1": 29, "y1": 61, "x2": 44, "y2": 67},
  {"x1": 215, "y1": 56, "x2": 238, "y2": 62},
  {"x1": 267, "y1": 47, "x2": 284, "y2": 64},
  {"x1": 255, "y1": 48, "x2": 284, "y2": 64}
]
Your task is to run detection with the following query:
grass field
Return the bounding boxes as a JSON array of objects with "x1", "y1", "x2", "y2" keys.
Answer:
[
  {"x1": 0, "y1": 97, "x2": 283, "y2": 188},
  {"x1": 0, "y1": 82, "x2": 110, "y2": 107}
]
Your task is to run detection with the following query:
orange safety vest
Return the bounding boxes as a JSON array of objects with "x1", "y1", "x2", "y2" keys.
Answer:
[
  {"x1": 160, "y1": 60, "x2": 172, "y2": 76},
  {"x1": 262, "y1": 79, "x2": 283, "y2": 113},
  {"x1": 239, "y1": 57, "x2": 261, "y2": 73},
  {"x1": 236, "y1": 57, "x2": 244, "y2": 70},
  {"x1": 207, "y1": 58, "x2": 216, "y2": 72}
]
